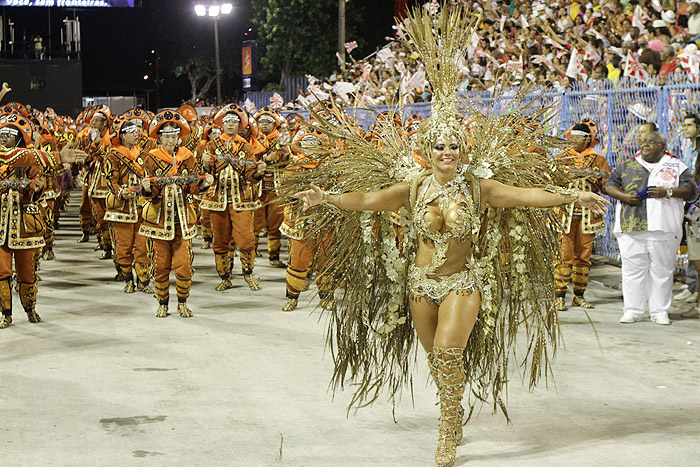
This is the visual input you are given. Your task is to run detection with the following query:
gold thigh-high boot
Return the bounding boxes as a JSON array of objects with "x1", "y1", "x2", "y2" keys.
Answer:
[
  {"x1": 426, "y1": 350, "x2": 440, "y2": 389},
  {"x1": 283, "y1": 266, "x2": 309, "y2": 311},
  {"x1": 239, "y1": 249, "x2": 260, "y2": 291},
  {"x1": 175, "y1": 275, "x2": 192, "y2": 318},
  {"x1": 19, "y1": 281, "x2": 40, "y2": 323},
  {"x1": 433, "y1": 347, "x2": 466, "y2": 467},
  {"x1": 135, "y1": 262, "x2": 154, "y2": 294},
  {"x1": 0, "y1": 277, "x2": 12, "y2": 328},
  {"x1": 214, "y1": 253, "x2": 233, "y2": 291},
  {"x1": 154, "y1": 279, "x2": 170, "y2": 317},
  {"x1": 120, "y1": 264, "x2": 135, "y2": 293}
]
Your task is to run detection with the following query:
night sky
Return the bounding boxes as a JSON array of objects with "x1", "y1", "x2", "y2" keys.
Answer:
[{"x1": 0, "y1": 0, "x2": 395, "y2": 107}]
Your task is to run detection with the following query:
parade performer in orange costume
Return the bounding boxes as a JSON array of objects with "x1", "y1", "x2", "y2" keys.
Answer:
[
  {"x1": 281, "y1": 126, "x2": 335, "y2": 311},
  {"x1": 103, "y1": 114, "x2": 154, "y2": 294},
  {"x1": 554, "y1": 119, "x2": 611, "y2": 310},
  {"x1": 196, "y1": 120, "x2": 222, "y2": 250},
  {"x1": 0, "y1": 113, "x2": 59, "y2": 328},
  {"x1": 75, "y1": 105, "x2": 113, "y2": 258},
  {"x1": 201, "y1": 104, "x2": 267, "y2": 291},
  {"x1": 253, "y1": 107, "x2": 290, "y2": 267},
  {"x1": 138, "y1": 111, "x2": 213, "y2": 318}
]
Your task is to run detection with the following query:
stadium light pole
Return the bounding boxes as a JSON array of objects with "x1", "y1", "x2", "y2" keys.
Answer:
[
  {"x1": 338, "y1": 0, "x2": 346, "y2": 71},
  {"x1": 195, "y1": 3, "x2": 233, "y2": 105}
]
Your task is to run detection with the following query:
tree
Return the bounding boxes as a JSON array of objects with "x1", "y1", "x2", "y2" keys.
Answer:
[
  {"x1": 251, "y1": 0, "x2": 341, "y2": 88},
  {"x1": 171, "y1": 51, "x2": 221, "y2": 103}
]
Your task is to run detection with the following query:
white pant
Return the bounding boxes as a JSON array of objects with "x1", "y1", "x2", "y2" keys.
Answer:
[{"x1": 617, "y1": 232, "x2": 679, "y2": 319}]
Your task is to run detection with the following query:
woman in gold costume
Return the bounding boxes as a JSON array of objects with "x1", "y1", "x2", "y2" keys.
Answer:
[{"x1": 289, "y1": 4, "x2": 611, "y2": 467}]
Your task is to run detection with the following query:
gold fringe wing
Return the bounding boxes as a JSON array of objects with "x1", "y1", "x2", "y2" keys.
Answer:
[{"x1": 276, "y1": 103, "x2": 424, "y2": 410}]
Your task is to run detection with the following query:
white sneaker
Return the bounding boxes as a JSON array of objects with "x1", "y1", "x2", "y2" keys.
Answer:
[
  {"x1": 652, "y1": 314, "x2": 671, "y2": 325},
  {"x1": 619, "y1": 312, "x2": 641, "y2": 324},
  {"x1": 684, "y1": 291, "x2": 698, "y2": 303},
  {"x1": 674, "y1": 288, "x2": 693, "y2": 301}
]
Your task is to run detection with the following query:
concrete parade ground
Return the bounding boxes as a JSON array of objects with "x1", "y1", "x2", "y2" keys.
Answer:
[{"x1": 1, "y1": 203, "x2": 700, "y2": 467}]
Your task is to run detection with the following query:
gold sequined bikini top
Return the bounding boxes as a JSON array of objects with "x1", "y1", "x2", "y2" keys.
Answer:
[{"x1": 411, "y1": 173, "x2": 480, "y2": 244}]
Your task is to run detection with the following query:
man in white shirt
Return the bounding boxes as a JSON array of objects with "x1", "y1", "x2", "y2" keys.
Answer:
[{"x1": 605, "y1": 132, "x2": 698, "y2": 325}]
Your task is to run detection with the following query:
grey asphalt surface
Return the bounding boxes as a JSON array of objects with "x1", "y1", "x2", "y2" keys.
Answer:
[{"x1": 1, "y1": 205, "x2": 699, "y2": 467}]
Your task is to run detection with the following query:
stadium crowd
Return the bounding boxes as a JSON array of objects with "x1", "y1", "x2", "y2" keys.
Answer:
[{"x1": 286, "y1": 0, "x2": 700, "y2": 109}]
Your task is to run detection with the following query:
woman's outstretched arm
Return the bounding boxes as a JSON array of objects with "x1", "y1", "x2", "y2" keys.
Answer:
[
  {"x1": 480, "y1": 178, "x2": 611, "y2": 216},
  {"x1": 295, "y1": 182, "x2": 410, "y2": 212}
]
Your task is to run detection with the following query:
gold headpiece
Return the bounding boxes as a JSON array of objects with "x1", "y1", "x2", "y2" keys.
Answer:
[{"x1": 403, "y1": 3, "x2": 479, "y2": 143}]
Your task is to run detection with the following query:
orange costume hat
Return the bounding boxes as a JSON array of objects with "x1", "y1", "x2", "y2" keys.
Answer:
[
  {"x1": 373, "y1": 111, "x2": 402, "y2": 128},
  {"x1": 201, "y1": 122, "x2": 222, "y2": 143},
  {"x1": 208, "y1": 105, "x2": 223, "y2": 122},
  {"x1": 0, "y1": 113, "x2": 36, "y2": 148},
  {"x1": 91, "y1": 104, "x2": 112, "y2": 126},
  {"x1": 148, "y1": 110, "x2": 191, "y2": 140},
  {"x1": 177, "y1": 103, "x2": 199, "y2": 124},
  {"x1": 75, "y1": 106, "x2": 93, "y2": 127},
  {"x1": 110, "y1": 115, "x2": 143, "y2": 146},
  {"x1": 404, "y1": 113, "x2": 425, "y2": 132},
  {"x1": 214, "y1": 104, "x2": 248, "y2": 129},
  {"x1": 290, "y1": 125, "x2": 329, "y2": 168},
  {"x1": 565, "y1": 118, "x2": 600, "y2": 148},
  {"x1": 1, "y1": 102, "x2": 30, "y2": 117},
  {"x1": 255, "y1": 106, "x2": 282, "y2": 128},
  {"x1": 121, "y1": 107, "x2": 151, "y2": 127}
]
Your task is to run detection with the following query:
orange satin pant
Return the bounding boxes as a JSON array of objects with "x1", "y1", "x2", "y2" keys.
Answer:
[
  {"x1": 111, "y1": 220, "x2": 149, "y2": 267},
  {"x1": 211, "y1": 205, "x2": 255, "y2": 255},
  {"x1": 152, "y1": 230, "x2": 193, "y2": 282},
  {"x1": 289, "y1": 238, "x2": 314, "y2": 271},
  {"x1": 254, "y1": 190, "x2": 284, "y2": 237},
  {"x1": 0, "y1": 246, "x2": 37, "y2": 283},
  {"x1": 560, "y1": 216, "x2": 595, "y2": 266},
  {"x1": 90, "y1": 197, "x2": 110, "y2": 245},
  {"x1": 79, "y1": 183, "x2": 93, "y2": 232}
]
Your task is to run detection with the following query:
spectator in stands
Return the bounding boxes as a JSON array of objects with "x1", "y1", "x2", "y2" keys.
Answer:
[
  {"x1": 688, "y1": 0, "x2": 700, "y2": 36},
  {"x1": 659, "y1": 45, "x2": 678, "y2": 79},
  {"x1": 679, "y1": 112, "x2": 700, "y2": 318},
  {"x1": 639, "y1": 48, "x2": 662, "y2": 75},
  {"x1": 605, "y1": 131, "x2": 697, "y2": 325}
]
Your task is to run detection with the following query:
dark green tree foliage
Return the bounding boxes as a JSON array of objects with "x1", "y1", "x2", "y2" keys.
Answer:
[{"x1": 252, "y1": 0, "x2": 366, "y2": 88}]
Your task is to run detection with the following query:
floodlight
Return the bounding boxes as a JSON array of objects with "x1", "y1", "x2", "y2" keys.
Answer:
[
  {"x1": 221, "y1": 3, "x2": 233, "y2": 14},
  {"x1": 194, "y1": 5, "x2": 206, "y2": 16},
  {"x1": 208, "y1": 5, "x2": 220, "y2": 17}
]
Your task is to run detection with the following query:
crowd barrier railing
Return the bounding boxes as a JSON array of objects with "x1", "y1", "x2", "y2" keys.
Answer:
[{"x1": 248, "y1": 75, "x2": 700, "y2": 259}]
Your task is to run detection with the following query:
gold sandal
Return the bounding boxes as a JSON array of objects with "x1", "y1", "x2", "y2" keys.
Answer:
[
  {"x1": 244, "y1": 274, "x2": 261, "y2": 291},
  {"x1": 0, "y1": 314, "x2": 12, "y2": 328},
  {"x1": 554, "y1": 296, "x2": 567, "y2": 311},
  {"x1": 155, "y1": 305, "x2": 169, "y2": 318},
  {"x1": 177, "y1": 303, "x2": 192, "y2": 318},
  {"x1": 572, "y1": 296, "x2": 594, "y2": 309}
]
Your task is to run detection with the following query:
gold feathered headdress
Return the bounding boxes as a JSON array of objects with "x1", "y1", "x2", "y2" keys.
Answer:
[{"x1": 403, "y1": 4, "x2": 479, "y2": 144}]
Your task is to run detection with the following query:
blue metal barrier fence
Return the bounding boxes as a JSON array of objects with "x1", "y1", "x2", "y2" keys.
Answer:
[{"x1": 251, "y1": 74, "x2": 700, "y2": 259}]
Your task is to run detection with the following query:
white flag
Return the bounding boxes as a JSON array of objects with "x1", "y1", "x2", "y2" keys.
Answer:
[
  {"x1": 624, "y1": 51, "x2": 649, "y2": 81},
  {"x1": 566, "y1": 48, "x2": 584, "y2": 79},
  {"x1": 584, "y1": 44, "x2": 601, "y2": 65}
]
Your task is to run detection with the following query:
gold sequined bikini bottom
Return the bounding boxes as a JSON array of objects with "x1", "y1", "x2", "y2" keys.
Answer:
[{"x1": 408, "y1": 267, "x2": 481, "y2": 306}]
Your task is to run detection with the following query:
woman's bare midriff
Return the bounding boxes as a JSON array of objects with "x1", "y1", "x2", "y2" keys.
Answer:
[{"x1": 414, "y1": 237, "x2": 473, "y2": 278}]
